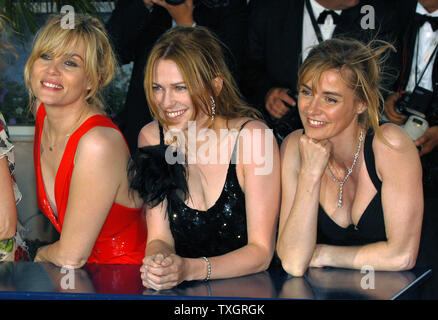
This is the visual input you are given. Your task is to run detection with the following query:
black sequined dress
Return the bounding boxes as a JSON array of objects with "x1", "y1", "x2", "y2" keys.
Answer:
[{"x1": 160, "y1": 122, "x2": 250, "y2": 258}]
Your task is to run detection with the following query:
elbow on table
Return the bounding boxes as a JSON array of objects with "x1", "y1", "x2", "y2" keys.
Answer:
[
  {"x1": 58, "y1": 257, "x2": 88, "y2": 269},
  {"x1": 280, "y1": 259, "x2": 308, "y2": 277},
  {"x1": 276, "y1": 246, "x2": 308, "y2": 277},
  {"x1": 392, "y1": 252, "x2": 417, "y2": 271}
]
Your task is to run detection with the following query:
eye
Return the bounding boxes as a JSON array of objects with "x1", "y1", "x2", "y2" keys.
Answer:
[
  {"x1": 152, "y1": 85, "x2": 162, "y2": 91},
  {"x1": 325, "y1": 96, "x2": 338, "y2": 104},
  {"x1": 299, "y1": 88, "x2": 312, "y2": 96},
  {"x1": 175, "y1": 85, "x2": 187, "y2": 91},
  {"x1": 40, "y1": 53, "x2": 52, "y2": 60},
  {"x1": 64, "y1": 60, "x2": 78, "y2": 67}
]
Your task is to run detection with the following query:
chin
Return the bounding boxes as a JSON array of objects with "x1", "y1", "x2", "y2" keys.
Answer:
[{"x1": 303, "y1": 127, "x2": 331, "y2": 141}]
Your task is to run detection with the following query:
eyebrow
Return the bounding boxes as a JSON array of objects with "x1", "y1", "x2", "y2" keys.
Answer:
[
  {"x1": 301, "y1": 83, "x2": 343, "y2": 97},
  {"x1": 153, "y1": 81, "x2": 186, "y2": 86},
  {"x1": 67, "y1": 53, "x2": 84, "y2": 62}
]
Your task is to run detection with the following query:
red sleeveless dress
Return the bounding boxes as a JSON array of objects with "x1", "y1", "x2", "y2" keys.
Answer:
[{"x1": 33, "y1": 104, "x2": 147, "y2": 264}]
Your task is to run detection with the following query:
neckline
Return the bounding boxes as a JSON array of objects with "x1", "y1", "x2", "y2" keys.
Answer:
[
  {"x1": 178, "y1": 162, "x2": 238, "y2": 214},
  {"x1": 36, "y1": 105, "x2": 109, "y2": 226},
  {"x1": 318, "y1": 131, "x2": 380, "y2": 230},
  {"x1": 318, "y1": 192, "x2": 379, "y2": 230},
  {"x1": 161, "y1": 120, "x2": 251, "y2": 214}
]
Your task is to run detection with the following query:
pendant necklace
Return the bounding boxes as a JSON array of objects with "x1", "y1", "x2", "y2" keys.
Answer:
[
  {"x1": 326, "y1": 129, "x2": 364, "y2": 208},
  {"x1": 45, "y1": 110, "x2": 88, "y2": 152}
]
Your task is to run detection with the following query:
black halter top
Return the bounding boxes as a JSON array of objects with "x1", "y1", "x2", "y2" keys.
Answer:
[
  {"x1": 159, "y1": 122, "x2": 250, "y2": 258},
  {"x1": 317, "y1": 131, "x2": 387, "y2": 246}
]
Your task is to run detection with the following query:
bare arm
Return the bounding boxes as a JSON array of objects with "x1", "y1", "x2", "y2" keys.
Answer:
[
  {"x1": 34, "y1": 127, "x2": 131, "y2": 268},
  {"x1": 276, "y1": 130, "x2": 331, "y2": 276},
  {"x1": 198, "y1": 121, "x2": 281, "y2": 278},
  {"x1": 0, "y1": 157, "x2": 17, "y2": 240},
  {"x1": 311, "y1": 125, "x2": 423, "y2": 271}
]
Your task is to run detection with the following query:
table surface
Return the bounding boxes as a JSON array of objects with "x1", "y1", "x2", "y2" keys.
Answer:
[{"x1": 0, "y1": 262, "x2": 431, "y2": 300}]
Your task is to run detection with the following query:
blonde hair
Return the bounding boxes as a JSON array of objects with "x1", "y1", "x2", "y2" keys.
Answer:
[
  {"x1": 144, "y1": 26, "x2": 261, "y2": 127},
  {"x1": 298, "y1": 38, "x2": 395, "y2": 139},
  {"x1": 24, "y1": 14, "x2": 117, "y2": 113}
]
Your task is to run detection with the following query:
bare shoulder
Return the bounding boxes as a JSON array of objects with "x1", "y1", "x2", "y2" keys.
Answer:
[
  {"x1": 281, "y1": 129, "x2": 303, "y2": 157},
  {"x1": 76, "y1": 125, "x2": 128, "y2": 160},
  {"x1": 372, "y1": 123, "x2": 421, "y2": 179},
  {"x1": 138, "y1": 120, "x2": 160, "y2": 148},
  {"x1": 373, "y1": 123, "x2": 417, "y2": 155}
]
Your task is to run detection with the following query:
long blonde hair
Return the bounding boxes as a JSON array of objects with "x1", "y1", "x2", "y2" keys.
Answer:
[
  {"x1": 24, "y1": 14, "x2": 117, "y2": 113},
  {"x1": 298, "y1": 38, "x2": 395, "y2": 140},
  {"x1": 144, "y1": 26, "x2": 261, "y2": 127}
]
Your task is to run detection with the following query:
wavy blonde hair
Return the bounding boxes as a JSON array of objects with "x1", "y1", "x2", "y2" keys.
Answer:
[
  {"x1": 144, "y1": 26, "x2": 261, "y2": 127},
  {"x1": 298, "y1": 38, "x2": 395, "y2": 140},
  {"x1": 24, "y1": 14, "x2": 117, "y2": 113}
]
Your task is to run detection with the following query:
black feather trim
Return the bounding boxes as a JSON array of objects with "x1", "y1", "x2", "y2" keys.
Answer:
[{"x1": 128, "y1": 144, "x2": 188, "y2": 214}]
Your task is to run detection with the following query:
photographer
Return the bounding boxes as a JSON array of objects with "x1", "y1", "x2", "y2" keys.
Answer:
[
  {"x1": 385, "y1": 0, "x2": 438, "y2": 157},
  {"x1": 106, "y1": 0, "x2": 248, "y2": 152},
  {"x1": 384, "y1": 0, "x2": 438, "y2": 299}
]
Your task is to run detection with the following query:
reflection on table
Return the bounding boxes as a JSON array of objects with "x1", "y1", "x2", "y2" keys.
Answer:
[{"x1": 0, "y1": 262, "x2": 431, "y2": 300}]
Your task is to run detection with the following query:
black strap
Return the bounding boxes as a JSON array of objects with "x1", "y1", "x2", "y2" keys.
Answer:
[
  {"x1": 363, "y1": 132, "x2": 382, "y2": 191},
  {"x1": 414, "y1": 28, "x2": 438, "y2": 87},
  {"x1": 158, "y1": 123, "x2": 165, "y2": 146},
  {"x1": 305, "y1": 0, "x2": 324, "y2": 43},
  {"x1": 230, "y1": 120, "x2": 253, "y2": 164}
]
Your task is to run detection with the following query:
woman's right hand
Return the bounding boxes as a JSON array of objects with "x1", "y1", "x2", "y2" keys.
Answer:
[{"x1": 298, "y1": 134, "x2": 332, "y2": 179}]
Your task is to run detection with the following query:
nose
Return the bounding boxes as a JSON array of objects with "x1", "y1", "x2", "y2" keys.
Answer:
[
  {"x1": 46, "y1": 59, "x2": 61, "y2": 75},
  {"x1": 305, "y1": 95, "x2": 321, "y2": 116},
  {"x1": 159, "y1": 89, "x2": 175, "y2": 109}
]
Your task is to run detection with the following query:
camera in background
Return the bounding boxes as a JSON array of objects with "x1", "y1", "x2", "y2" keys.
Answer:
[{"x1": 394, "y1": 86, "x2": 432, "y2": 141}]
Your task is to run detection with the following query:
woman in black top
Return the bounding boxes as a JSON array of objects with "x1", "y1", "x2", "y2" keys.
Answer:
[
  {"x1": 277, "y1": 38, "x2": 423, "y2": 277},
  {"x1": 129, "y1": 26, "x2": 281, "y2": 290}
]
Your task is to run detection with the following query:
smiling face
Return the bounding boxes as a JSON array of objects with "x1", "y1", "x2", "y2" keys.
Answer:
[
  {"x1": 298, "y1": 68, "x2": 366, "y2": 141},
  {"x1": 152, "y1": 58, "x2": 209, "y2": 129},
  {"x1": 30, "y1": 39, "x2": 90, "y2": 109}
]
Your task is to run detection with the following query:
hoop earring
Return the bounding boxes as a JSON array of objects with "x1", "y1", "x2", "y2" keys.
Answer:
[{"x1": 210, "y1": 96, "x2": 216, "y2": 122}]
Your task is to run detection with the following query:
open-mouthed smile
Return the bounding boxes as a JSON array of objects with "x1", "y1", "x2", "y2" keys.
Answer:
[
  {"x1": 165, "y1": 109, "x2": 187, "y2": 119},
  {"x1": 307, "y1": 118, "x2": 328, "y2": 127},
  {"x1": 41, "y1": 81, "x2": 63, "y2": 90}
]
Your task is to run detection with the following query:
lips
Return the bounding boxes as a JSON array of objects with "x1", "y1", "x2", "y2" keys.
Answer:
[
  {"x1": 307, "y1": 118, "x2": 328, "y2": 127},
  {"x1": 41, "y1": 80, "x2": 63, "y2": 90},
  {"x1": 165, "y1": 109, "x2": 187, "y2": 120}
]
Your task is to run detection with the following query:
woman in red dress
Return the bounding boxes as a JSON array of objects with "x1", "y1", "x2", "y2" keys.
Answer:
[{"x1": 24, "y1": 14, "x2": 147, "y2": 267}]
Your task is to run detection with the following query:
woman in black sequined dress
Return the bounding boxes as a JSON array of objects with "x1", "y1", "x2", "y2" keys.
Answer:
[{"x1": 129, "y1": 26, "x2": 281, "y2": 290}]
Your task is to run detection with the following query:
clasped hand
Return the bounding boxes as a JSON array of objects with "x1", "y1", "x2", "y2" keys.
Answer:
[
  {"x1": 299, "y1": 134, "x2": 332, "y2": 178},
  {"x1": 140, "y1": 253, "x2": 186, "y2": 291}
]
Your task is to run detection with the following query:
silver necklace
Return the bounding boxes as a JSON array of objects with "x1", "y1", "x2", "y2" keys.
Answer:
[{"x1": 327, "y1": 130, "x2": 364, "y2": 208}]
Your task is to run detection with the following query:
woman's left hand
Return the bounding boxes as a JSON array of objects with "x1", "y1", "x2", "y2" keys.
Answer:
[{"x1": 141, "y1": 253, "x2": 186, "y2": 291}]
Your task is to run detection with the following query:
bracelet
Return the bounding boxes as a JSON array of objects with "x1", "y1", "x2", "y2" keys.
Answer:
[{"x1": 201, "y1": 256, "x2": 211, "y2": 281}]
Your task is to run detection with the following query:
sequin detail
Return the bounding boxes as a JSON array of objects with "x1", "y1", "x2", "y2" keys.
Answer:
[
  {"x1": 168, "y1": 161, "x2": 247, "y2": 258},
  {"x1": 161, "y1": 122, "x2": 250, "y2": 258}
]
